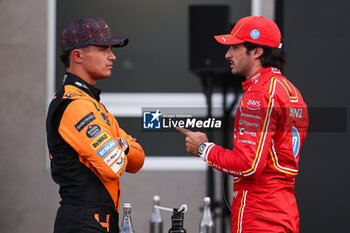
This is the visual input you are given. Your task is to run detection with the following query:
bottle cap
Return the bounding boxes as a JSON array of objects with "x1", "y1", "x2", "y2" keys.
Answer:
[
  {"x1": 124, "y1": 203, "x2": 131, "y2": 208},
  {"x1": 204, "y1": 197, "x2": 211, "y2": 203},
  {"x1": 153, "y1": 195, "x2": 160, "y2": 202}
]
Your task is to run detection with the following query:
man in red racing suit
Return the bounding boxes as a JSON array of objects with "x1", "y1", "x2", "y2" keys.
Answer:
[
  {"x1": 46, "y1": 18, "x2": 145, "y2": 233},
  {"x1": 177, "y1": 16, "x2": 309, "y2": 233}
]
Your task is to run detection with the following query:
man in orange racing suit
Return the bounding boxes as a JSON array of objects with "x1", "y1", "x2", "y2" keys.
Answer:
[
  {"x1": 46, "y1": 18, "x2": 145, "y2": 233},
  {"x1": 177, "y1": 16, "x2": 309, "y2": 232}
]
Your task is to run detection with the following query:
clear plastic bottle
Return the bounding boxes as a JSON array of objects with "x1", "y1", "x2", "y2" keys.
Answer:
[
  {"x1": 150, "y1": 195, "x2": 163, "y2": 233},
  {"x1": 199, "y1": 197, "x2": 214, "y2": 233},
  {"x1": 120, "y1": 203, "x2": 135, "y2": 233}
]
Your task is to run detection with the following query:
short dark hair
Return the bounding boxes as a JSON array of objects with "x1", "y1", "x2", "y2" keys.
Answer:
[
  {"x1": 242, "y1": 42, "x2": 287, "y2": 70},
  {"x1": 59, "y1": 51, "x2": 71, "y2": 69}
]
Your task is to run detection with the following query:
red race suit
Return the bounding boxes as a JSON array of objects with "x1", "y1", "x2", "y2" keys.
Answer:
[{"x1": 201, "y1": 67, "x2": 309, "y2": 233}]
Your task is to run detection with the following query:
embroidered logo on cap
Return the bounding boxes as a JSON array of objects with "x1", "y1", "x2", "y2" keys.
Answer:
[{"x1": 250, "y1": 29, "x2": 260, "y2": 39}]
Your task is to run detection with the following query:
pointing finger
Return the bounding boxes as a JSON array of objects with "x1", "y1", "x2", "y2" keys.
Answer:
[{"x1": 176, "y1": 127, "x2": 193, "y2": 135}]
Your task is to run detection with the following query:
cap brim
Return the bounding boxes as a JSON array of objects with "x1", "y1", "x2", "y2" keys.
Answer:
[
  {"x1": 93, "y1": 38, "x2": 129, "y2": 47},
  {"x1": 214, "y1": 34, "x2": 245, "y2": 45},
  {"x1": 111, "y1": 38, "x2": 129, "y2": 47}
]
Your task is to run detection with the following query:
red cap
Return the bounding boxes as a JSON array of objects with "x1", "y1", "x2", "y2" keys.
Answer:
[{"x1": 214, "y1": 16, "x2": 282, "y2": 48}]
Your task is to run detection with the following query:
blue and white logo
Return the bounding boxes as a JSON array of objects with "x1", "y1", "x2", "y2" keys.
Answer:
[
  {"x1": 97, "y1": 139, "x2": 117, "y2": 158},
  {"x1": 143, "y1": 110, "x2": 162, "y2": 129},
  {"x1": 250, "y1": 29, "x2": 260, "y2": 39},
  {"x1": 86, "y1": 124, "x2": 101, "y2": 138},
  {"x1": 292, "y1": 126, "x2": 300, "y2": 158}
]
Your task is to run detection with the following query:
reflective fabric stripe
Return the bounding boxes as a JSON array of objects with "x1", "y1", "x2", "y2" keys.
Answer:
[
  {"x1": 236, "y1": 190, "x2": 248, "y2": 233},
  {"x1": 270, "y1": 140, "x2": 298, "y2": 175}
]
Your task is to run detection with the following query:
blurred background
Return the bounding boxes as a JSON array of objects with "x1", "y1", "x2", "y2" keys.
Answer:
[{"x1": 1, "y1": 0, "x2": 349, "y2": 232}]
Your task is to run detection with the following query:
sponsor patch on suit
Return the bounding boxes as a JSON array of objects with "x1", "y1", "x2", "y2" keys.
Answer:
[
  {"x1": 97, "y1": 140, "x2": 117, "y2": 158},
  {"x1": 91, "y1": 133, "x2": 110, "y2": 149},
  {"x1": 75, "y1": 113, "x2": 96, "y2": 132}
]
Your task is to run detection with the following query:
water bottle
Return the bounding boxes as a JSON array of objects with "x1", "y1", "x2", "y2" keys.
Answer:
[
  {"x1": 120, "y1": 203, "x2": 135, "y2": 233},
  {"x1": 168, "y1": 208, "x2": 186, "y2": 233},
  {"x1": 150, "y1": 195, "x2": 163, "y2": 233},
  {"x1": 199, "y1": 197, "x2": 214, "y2": 233}
]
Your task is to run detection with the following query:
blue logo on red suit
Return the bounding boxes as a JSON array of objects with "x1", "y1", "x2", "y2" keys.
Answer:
[{"x1": 292, "y1": 126, "x2": 300, "y2": 158}]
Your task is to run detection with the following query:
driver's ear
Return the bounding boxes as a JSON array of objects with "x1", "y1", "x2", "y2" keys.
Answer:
[
  {"x1": 70, "y1": 49, "x2": 85, "y2": 64},
  {"x1": 253, "y1": 47, "x2": 263, "y2": 59}
]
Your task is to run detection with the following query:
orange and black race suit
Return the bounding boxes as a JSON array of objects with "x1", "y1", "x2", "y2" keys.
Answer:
[
  {"x1": 46, "y1": 72, "x2": 145, "y2": 233},
  {"x1": 202, "y1": 67, "x2": 309, "y2": 233}
]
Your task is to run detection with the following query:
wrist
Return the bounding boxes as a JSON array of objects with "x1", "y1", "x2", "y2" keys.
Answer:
[
  {"x1": 116, "y1": 137, "x2": 129, "y2": 155},
  {"x1": 198, "y1": 142, "x2": 215, "y2": 162}
]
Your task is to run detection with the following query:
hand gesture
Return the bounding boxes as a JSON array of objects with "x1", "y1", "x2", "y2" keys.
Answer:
[{"x1": 176, "y1": 127, "x2": 209, "y2": 156}]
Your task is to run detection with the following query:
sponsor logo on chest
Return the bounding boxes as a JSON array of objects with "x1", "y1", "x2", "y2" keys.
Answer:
[
  {"x1": 86, "y1": 124, "x2": 101, "y2": 138},
  {"x1": 97, "y1": 139, "x2": 117, "y2": 158},
  {"x1": 246, "y1": 99, "x2": 261, "y2": 110},
  {"x1": 90, "y1": 133, "x2": 110, "y2": 149},
  {"x1": 75, "y1": 113, "x2": 96, "y2": 132}
]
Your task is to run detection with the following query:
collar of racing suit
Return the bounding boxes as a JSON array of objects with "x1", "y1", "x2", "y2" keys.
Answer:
[
  {"x1": 242, "y1": 67, "x2": 281, "y2": 92},
  {"x1": 63, "y1": 72, "x2": 102, "y2": 101}
]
